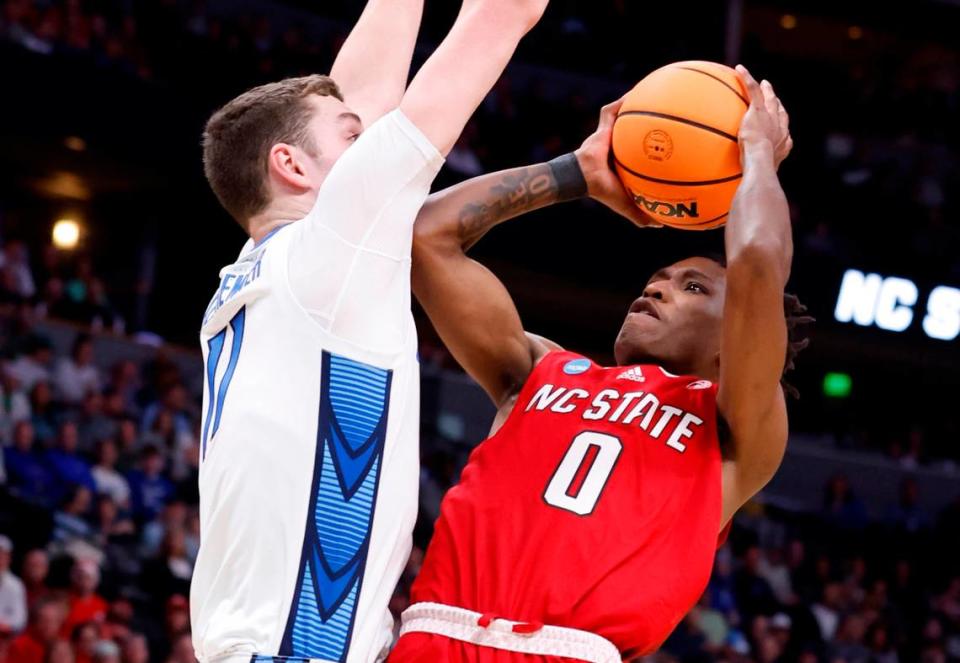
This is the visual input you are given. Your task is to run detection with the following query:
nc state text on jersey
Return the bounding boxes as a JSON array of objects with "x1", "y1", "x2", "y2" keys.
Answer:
[{"x1": 525, "y1": 383, "x2": 705, "y2": 453}]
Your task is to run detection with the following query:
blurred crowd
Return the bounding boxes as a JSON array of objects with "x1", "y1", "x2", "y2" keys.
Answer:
[
  {"x1": 0, "y1": 272, "x2": 199, "y2": 662},
  {"x1": 652, "y1": 492, "x2": 960, "y2": 663},
  {"x1": 0, "y1": 241, "x2": 122, "y2": 335}
]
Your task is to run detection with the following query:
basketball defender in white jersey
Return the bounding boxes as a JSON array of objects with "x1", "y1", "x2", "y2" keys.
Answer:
[{"x1": 191, "y1": 1, "x2": 550, "y2": 662}]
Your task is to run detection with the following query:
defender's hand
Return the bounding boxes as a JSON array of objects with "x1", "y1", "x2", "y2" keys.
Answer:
[
  {"x1": 736, "y1": 65, "x2": 793, "y2": 169},
  {"x1": 575, "y1": 98, "x2": 662, "y2": 228}
]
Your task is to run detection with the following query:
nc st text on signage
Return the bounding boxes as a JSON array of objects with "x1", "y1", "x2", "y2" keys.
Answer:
[{"x1": 834, "y1": 269, "x2": 960, "y2": 341}]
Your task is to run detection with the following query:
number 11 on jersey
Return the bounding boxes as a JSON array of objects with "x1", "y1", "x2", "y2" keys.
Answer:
[{"x1": 543, "y1": 431, "x2": 623, "y2": 516}]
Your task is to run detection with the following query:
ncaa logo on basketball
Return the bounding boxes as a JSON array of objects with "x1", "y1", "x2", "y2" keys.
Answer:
[
  {"x1": 563, "y1": 359, "x2": 591, "y2": 375},
  {"x1": 643, "y1": 130, "x2": 673, "y2": 161},
  {"x1": 633, "y1": 194, "x2": 699, "y2": 219}
]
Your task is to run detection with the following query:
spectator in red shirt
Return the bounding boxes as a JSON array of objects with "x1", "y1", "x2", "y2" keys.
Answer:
[
  {"x1": 0, "y1": 625, "x2": 14, "y2": 662},
  {"x1": 62, "y1": 560, "x2": 107, "y2": 636},
  {"x1": 8, "y1": 598, "x2": 65, "y2": 663},
  {"x1": 45, "y1": 638, "x2": 75, "y2": 663},
  {"x1": 163, "y1": 595, "x2": 190, "y2": 659},
  {"x1": 119, "y1": 632, "x2": 149, "y2": 663},
  {"x1": 71, "y1": 621, "x2": 99, "y2": 663},
  {"x1": 98, "y1": 600, "x2": 133, "y2": 644}
]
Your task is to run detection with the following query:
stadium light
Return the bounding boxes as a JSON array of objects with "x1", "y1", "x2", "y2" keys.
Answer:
[
  {"x1": 64, "y1": 136, "x2": 87, "y2": 152},
  {"x1": 780, "y1": 14, "x2": 797, "y2": 30},
  {"x1": 823, "y1": 372, "x2": 852, "y2": 399},
  {"x1": 52, "y1": 219, "x2": 81, "y2": 250}
]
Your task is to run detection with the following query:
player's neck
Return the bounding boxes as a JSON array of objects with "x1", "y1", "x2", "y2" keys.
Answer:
[
  {"x1": 248, "y1": 197, "x2": 315, "y2": 243},
  {"x1": 657, "y1": 357, "x2": 718, "y2": 382}
]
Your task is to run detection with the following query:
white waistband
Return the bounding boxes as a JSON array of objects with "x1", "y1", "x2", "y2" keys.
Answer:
[
  {"x1": 399, "y1": 602, "x2": 621, "y2": 663},
  {"x1": 201, "y1": 654, "x2": 335, "y2": 663}
]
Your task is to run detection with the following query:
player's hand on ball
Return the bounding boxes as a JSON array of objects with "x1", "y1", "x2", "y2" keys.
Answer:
[
  {"x1": 735, "y1": 65, "x2": 793, "y2": 169},
  {"x1": 575, "y1": 98, "x2": 663, "y2": 228}
]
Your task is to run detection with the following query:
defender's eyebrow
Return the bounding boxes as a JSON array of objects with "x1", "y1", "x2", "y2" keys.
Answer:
[{"x1": 337, "y1": 112, "x2": 362, "y2": 126}]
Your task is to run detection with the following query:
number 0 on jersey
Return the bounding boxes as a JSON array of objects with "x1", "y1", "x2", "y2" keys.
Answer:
[{"x1": 543, "y1": 431, "x2": 623, "y2": 516}]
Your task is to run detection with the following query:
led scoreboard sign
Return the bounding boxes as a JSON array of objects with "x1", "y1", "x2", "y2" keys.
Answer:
[{"x1": 834, "y1": 269, "x2": 960, "y2": 341}]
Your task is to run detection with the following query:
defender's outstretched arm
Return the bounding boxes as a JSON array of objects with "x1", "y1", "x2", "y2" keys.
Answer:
[
  {"x1": 330, "y1": 0, "x2": 425, "y2": 126},
  {"x1": 400, "y1": 0, "x2": 548, "y2": 156},
  {"x1": 717, "y1": 66, "x2": 795, "y2": 524}
]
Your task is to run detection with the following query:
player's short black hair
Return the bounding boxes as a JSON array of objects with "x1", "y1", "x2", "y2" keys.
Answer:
[{"x1": 700, "y1": 253, "x2": 814, "y2": 398}]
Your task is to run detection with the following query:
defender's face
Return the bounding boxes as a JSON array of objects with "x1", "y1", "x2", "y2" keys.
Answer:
[
  {"x1": 614, "y1": 257, "x2": 726, "y2": 372},
  {"x1": 303, "y1": 94, "x2": 363, "y2": 182}
]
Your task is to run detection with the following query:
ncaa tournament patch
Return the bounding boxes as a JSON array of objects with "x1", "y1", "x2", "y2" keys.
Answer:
[{"x1": 563, "y1": 358, "x2": 591, "y2": 375}]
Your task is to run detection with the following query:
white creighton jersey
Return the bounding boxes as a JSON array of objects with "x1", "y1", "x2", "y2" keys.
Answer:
[{"x1": 191, "y1": 110, "x2": 443, "y2": 663}]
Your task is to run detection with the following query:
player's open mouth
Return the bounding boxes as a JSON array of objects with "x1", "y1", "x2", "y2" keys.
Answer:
[{"x1": 629, "y1": 298, "x2": 661, "y2": 320}]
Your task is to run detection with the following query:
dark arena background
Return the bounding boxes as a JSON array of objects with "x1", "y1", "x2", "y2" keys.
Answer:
[{"x1": 1, "y1": 1, "x2": 959, "y2": 662}]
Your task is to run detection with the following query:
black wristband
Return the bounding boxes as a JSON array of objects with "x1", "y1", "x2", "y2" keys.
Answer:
[{"x1": 547, "y1": 153, "x2": 589, "y2": 203}]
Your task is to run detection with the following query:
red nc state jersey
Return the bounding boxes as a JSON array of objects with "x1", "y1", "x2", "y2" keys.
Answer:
[{"x1": 411, "y1": 351, "x2": 725, "y2": 657}]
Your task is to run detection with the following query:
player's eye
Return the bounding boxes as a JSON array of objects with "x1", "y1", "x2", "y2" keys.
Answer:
[
  {"x1": 348, "y1": 133, "x2": 360, "y2": 142},
  {"x1": 685, "y1": 281, "x2": 707, "y2": 294}
]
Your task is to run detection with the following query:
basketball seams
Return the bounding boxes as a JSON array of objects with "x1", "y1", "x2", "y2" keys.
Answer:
[
  {"x1": 612, "y1": 154, "x2": 742, "y2": 187},
  {"x1": 616, "y1": 111, "x2": 739, "y2": 144},
  {"x1": 672, "y1": 66, "x2": 750, "y2": 107}
]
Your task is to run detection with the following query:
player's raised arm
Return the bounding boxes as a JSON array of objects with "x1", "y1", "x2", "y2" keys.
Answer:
[
  {"x1": 413, "y1": 164, "x2": 556, "y2": 405},
  {"x1": 414, "y1": 102, "x2": 655, "y2": 405},
  {"x1": 400, "y1": 0, "x2": 548, "y2": 156},
  {"x1": 330, "y1": 0, "x2": 424, "y2": 127},
  {"x1": 716, "y1": 66, "x2": 795, "y2": 522}
]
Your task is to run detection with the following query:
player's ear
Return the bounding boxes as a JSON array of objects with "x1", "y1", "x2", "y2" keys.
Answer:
[{"x1": 267, "y1": 143, "x2": 312, "y2": 192}]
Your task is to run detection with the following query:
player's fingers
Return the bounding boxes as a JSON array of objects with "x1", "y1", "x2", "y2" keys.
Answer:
[
  {"x1": 775, "y1": 135, "x2": 794, "y2": 170},
  {"x1": 776, "y1": 97, "x2": 789, "y2": 120},
  {"x1": 778, "y1": 101, "x2": 790, "y2": 135},
  {"x1": 626, "y1": 199, "x2": 663, "y2": 227},
  {"x1": 761, "y1": 80, "x2": 779, "y2": 116},
  {"x1": 598, "y1": 98, "x2": 624, "y2": 131},
  {"x1": 631, "y1": 207, "x2": 664, "y2": 228},
  {"x1": 607, "y1": 183, "x2": 662, "y2": 227},
  {"x1": 736, "y1": 64, "x2": 764, "y2": 107}
]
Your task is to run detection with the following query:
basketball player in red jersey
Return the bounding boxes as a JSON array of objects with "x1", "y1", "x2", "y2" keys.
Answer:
[{"x1": 389, "y1": 66, "x2": 810, "y2": 662}]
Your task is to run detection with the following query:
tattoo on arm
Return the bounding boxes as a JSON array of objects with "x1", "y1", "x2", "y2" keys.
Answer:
[{"x1": 457, "y1": 165, "x2": 558, "y2": 250}]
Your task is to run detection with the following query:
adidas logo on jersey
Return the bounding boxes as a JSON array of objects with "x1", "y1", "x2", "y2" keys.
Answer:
[
  {"x1": 686, "y1": 380, "x2": 713, "y2": 390},
  {"x1": 617, "y1": 367, "x2": 645, "y2": 382}
]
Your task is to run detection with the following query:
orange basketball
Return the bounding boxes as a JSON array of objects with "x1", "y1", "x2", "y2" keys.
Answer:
[{"x1": 612, "y1": 61, "x2": 749, "y2": 230}]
